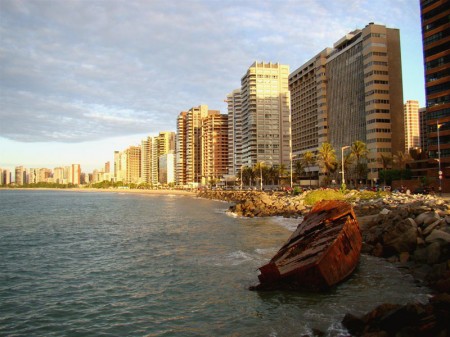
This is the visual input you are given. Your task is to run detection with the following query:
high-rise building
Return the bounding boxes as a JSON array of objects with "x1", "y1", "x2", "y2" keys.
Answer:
[
  {"x1": 141, "y1": 137, "x2": 153, "y2": 184},
  {"x1": 290, "y1": 48, "x2": 331, "y2": 156},
  {"x1": 114, "y1": 150, "x2": 127, "y2": 183},
  {"x1": 419, "y1": 107, "x2": 428, "y2": 152},
  {"x1": 125, "y1": 146, "x2": 141, "y2": 184},
  {"x1": 15, "y1": 166, "x2": 24, "y2": 185},
  {"x1": 420, "y1": 0, "x2": 450, "y2": 191},
  {"x1": 176, "y1": 105, "x2": 225, "y2": 187},
  {"x1": 202, "y1": 111, "x2": 229, "y2": 184},
  {"x1": 159, "y1": 152, "x2": 175, "y2": 185},
  {"x1": 70, "y1": 164, "x2": 81, "y2": 185},
  {"x1": 240, "y1": 62, "x2": 291, "y2": 169},
  {"x1": 404, "y1": 100, "x2": 421, "y2": 151},
  {"x1": 176, "y1": 112, "x2": 187, "y2": 186},
  {"x1": 2, "y1": 169, "x2": 11, "y2": 185},
  {"x1": 226, "y1": 89, "x2": 243, "y2": 176},
  {"x1": 290, "y1": 23, "x2": 404, "y2": 183}
]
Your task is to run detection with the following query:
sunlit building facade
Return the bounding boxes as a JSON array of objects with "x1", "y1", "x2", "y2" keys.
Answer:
[
  {"x1": 240, "y1": 62, "x2": 291, "y2": 169},
  {"x1": 404, "y1": 100, "x2": 421, "y2": 151}
]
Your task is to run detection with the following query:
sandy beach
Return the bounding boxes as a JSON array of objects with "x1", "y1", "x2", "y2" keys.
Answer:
[{"x1": 1, "y1": 187, "x2": 196, "y2": 196}]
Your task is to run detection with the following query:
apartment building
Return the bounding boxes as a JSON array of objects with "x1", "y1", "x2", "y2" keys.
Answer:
[
  {"x1": 240, "y1": 62, "x2": 291, "y2": 169},
  {"x1": 290, "y1": 23, "x2": 404, "y2": 182},
  {"x1": 404, "y1": 100, "x2": 421, "y2": 151},
  {"x1": 202, "y1": 111, "x2": 229, "y2": 184},
  {"x1": 176, "y1": 112, "x2": 187, "y2": 186},
  {"x1": 141, "y1": 136, "x2": 153, "y2": 184},
  {"x1": 125, "y1": 146, "x2": 141, "y2": 184},
  {"x1": 420, "y1": 0, "x2": 450, "y2": 191},
  {"x1": 226, "y1": 89, "x2": 243, "y2": 176}
]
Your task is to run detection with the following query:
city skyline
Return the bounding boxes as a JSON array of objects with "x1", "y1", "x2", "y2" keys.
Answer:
[{"x1": 1, "y1": 0, "x2": 425, "y2": 172}]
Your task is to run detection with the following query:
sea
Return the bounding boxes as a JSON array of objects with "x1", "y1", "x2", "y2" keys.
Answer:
[{"x1": 0, "y1": 190, "x2": 430, "y2": 337}]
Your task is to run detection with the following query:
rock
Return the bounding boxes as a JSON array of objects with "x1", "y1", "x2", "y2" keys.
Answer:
[
  {"x1": 426, "y1": 242, "x2": 441, "y2": 264},
  {"x1": 425, "y1": 229, "x2": 450, "y2": 244},
  {"x1": 380, "y1": 208, "x2": 391, "y2": 215},
  {"x1": 341, "y1": 313, "x2": 365, "y2": 336},
  {"x1": 382, "y1": 218, "x2": 418, "y2": 255},
  {"x1": 399, "y1": 252, "x2": 410, "y2": 263},
  {"x1": 423, "y1": 219, "x2": 442, "y2": 236},
  {"x1": 415, "y1": 211, "x2": 436, "y2": 226}
]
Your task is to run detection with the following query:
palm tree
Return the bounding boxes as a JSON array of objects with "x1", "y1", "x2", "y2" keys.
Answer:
[
  {"x1": 293, "y1": 160, "x2": 304, "y2": 184},
  {"x1": 301, "y1": 151, "x2": 316, "y2": 188},
  {"x1": 241, "y1": 166, "x2": 255, "y2": 187},
  {"x1": 393, "y1": 151, "x2": 412, "y2": 186},
  {"x1": 378, "y1": 153, "x2": 393, "y2": 186},
  {"x1": 278, "y1": 164, "x2": 287, "y2": 185},
  {"x1": 253, "y1": 162, "x2": 266, "y2": 190},
  {"x1": 342, "y1": 152, "x2": 355, "y2": 187},
  {"x1": 351, "y1": 140, "x2": 369, "y2": 187},
  {"x1": 317, "y1": 143, "x2": 337, "y2": 187}
]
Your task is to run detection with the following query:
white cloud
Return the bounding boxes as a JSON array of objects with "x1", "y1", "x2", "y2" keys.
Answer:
[{"x1": 0, "y1": 0, "x2": 425, "y2": 169}]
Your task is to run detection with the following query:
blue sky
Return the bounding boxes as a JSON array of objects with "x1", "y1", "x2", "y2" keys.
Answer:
[{"x1": 0, "y1": 0, "x2": 425, "y2": 173}]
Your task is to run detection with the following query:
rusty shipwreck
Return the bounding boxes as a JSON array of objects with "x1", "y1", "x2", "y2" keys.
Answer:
[{"x1": 250, "y1": 200, "x2": 362, "y2": 291}]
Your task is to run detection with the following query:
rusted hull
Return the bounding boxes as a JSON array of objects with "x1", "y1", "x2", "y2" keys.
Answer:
[{"x1": 250, "y1": 200, "x2": 362, "y2": 291}]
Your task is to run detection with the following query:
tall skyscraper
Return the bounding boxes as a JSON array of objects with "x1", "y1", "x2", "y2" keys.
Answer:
[
  {"x1": 404, "y1": 100, "x2": 421, "y2": 151},
  {"x1": 226, "y1": 89, "x2": 243, "y2": 176},
  {"x1": 176, "y1": 105, "x2": 225, "y2": 187},
  {"x1": 240, "y1": 62, "x2": 291, "y2": 169},
  {"x1": 419, "y1": 107, "x2": 428, "y2": 152},
  {"x1": 202, "y1": 111, "x2": 229, "y2": 184},
  {"x1": 420, "y1": 0, "x2": 449, "y2": 191},
  {"x1": 176, "y1": 112, "x2": 187, "y2": 186},
  {"x1": 125, "y1": 146, "x2": 141, "y2": 184},
  {"x1": 290, "y1": 23, "x2": 404, "y2": 183},
  {"x1": 15, "y1": 166, "x2": 24, "y2": 185},
  {"x1": 141, "y1": 136, "x2": 153, "y2": 184},
  {"x1": 70, "y1": 164, "x2": 81, "y2": 185}
]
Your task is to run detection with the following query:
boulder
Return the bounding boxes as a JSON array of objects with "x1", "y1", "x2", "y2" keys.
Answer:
[
  {"x1": 382, "y1": 218, "x2": 418, "y2": 255},
  {"x1": 425, "y1": 229, "x2": 450, "y2": 244}
]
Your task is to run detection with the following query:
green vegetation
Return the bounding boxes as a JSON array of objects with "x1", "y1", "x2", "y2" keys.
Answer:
[
  {"x1": 303, "y1": 189, "x2": 345, "y2": 205},
  {"x1": 303, "y1": 188, "x2": 390, "y2": 206}
]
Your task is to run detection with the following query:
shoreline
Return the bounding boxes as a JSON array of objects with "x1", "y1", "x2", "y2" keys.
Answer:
[{"x1": 0, "y1": 187, "x2": 196, "y2": 196}]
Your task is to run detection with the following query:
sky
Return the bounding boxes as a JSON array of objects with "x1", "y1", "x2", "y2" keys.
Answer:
[{"x1": 0, "y1": 0, "x2": 425, "y2": 173}]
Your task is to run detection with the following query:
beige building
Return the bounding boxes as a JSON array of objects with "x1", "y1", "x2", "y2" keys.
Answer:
[
  {"x1": 141, "y1": 136, "x2": 153, "y2": 184},
  {"x1": 240, "y1": 62, "x2": 291, "y2": 169},
  {"x1": 15, "y1": 166, "x2": 25, "y2": 185},
  {"x1": 290, "y1": 23, "x2": 404, "y2": 182},
  {"x1": 125, "y1": 146, "x2": 141, "y2": 184},
  {"x1": 159, "y1": 152, "x2": 175, "y2": 185},
  {"x1": 226, "y1": 89, "x2": 243, "y2": 176},
  {"x1": 404, "y1": 100, "x2": 421, "y2": 151},
  {"x1": 201, "y1": 111, "x2": 229, "y2": 184},
  {"x1": 176, "y1": 105, "x2": 226, "y2": 187}
]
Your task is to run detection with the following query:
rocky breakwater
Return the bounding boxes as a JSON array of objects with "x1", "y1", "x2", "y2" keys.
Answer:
[
  {"x1": 197, "y1": 190, "x2": 309, "y2": 217},
  {"x1": 344, "y1": 193, "x2": 450, "y2": 337}
]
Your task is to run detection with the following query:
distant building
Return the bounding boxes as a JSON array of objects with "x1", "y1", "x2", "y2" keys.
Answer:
[
  {"x1": 202, "y1": 111, "x2": 229, "y2": 185},
  {"x1": 159, "y1": 151, "x2": 175, "y2": 185},
  {"x1": 404, "y1": 100, "x2": 421, "y2": 151},
  {"x1": 141, "y1": 136, "x2": 153, "y2": 184},
  {"x1": 15, "y1": 166, "x2": 25, "y2": 185},
  {"x1": 125, "y1": 146, "x2": 141, "y2": 184},
  {"x1": 70, "y1": 164, "x2": 81, "y2": 185},
  {"x1": 226, "y1": 89, "x2": 243, "y2": 176}
]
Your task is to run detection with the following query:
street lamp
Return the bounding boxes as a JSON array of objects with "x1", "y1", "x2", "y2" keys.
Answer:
[
  {"x1": 260, "y1": 161, "x2": 264, "y2": 191},
  {"x1": 437, "y1": 120, "x2": 443, "y2": 195},
  {"x1": 341, "y1": 146, "x2": 350, "y2": 190}
]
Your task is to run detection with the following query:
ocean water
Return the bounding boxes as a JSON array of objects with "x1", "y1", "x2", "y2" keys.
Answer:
[{"x1": 0, "y1": 190, "x2": 430, "y2": 337}]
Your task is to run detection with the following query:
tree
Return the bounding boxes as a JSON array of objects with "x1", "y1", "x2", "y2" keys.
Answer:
[
  {"x1": 351, "y1": 140, "x2": 369, "y2": 187},
  {"x1": 317, "y1": 143, "x2": 337, "y2": 187},
  {"x1": 393, "y1": 151, "x2": 413, "y2": 186},
  {"x1": 301, "y1": 151, "x2": 316, "y2": 188},
  {"x1": 253, "y1": 162, "x2": 268, "y2": 190},
  {"x1": 378, "y1": 153, "x2": 393, "y2": 186},
  {"x1": 293, "y1": 160, "x2": 304, "y2": 184}
]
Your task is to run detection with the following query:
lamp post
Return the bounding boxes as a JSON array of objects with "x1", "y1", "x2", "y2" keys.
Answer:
[
  {"x1": 437, "y1": 120, "x2": 443, "y2": 195},
  {"x1": 341, "y1": 146, "x2": 350, "y2": 190},
  {"x1": 260, "y1": 161, "x2": 264, "y2": 191}
]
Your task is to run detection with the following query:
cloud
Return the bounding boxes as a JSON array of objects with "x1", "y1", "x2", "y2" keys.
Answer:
[{"x1": 0, "y1": 0, "x2": 422, "y2": 144}]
